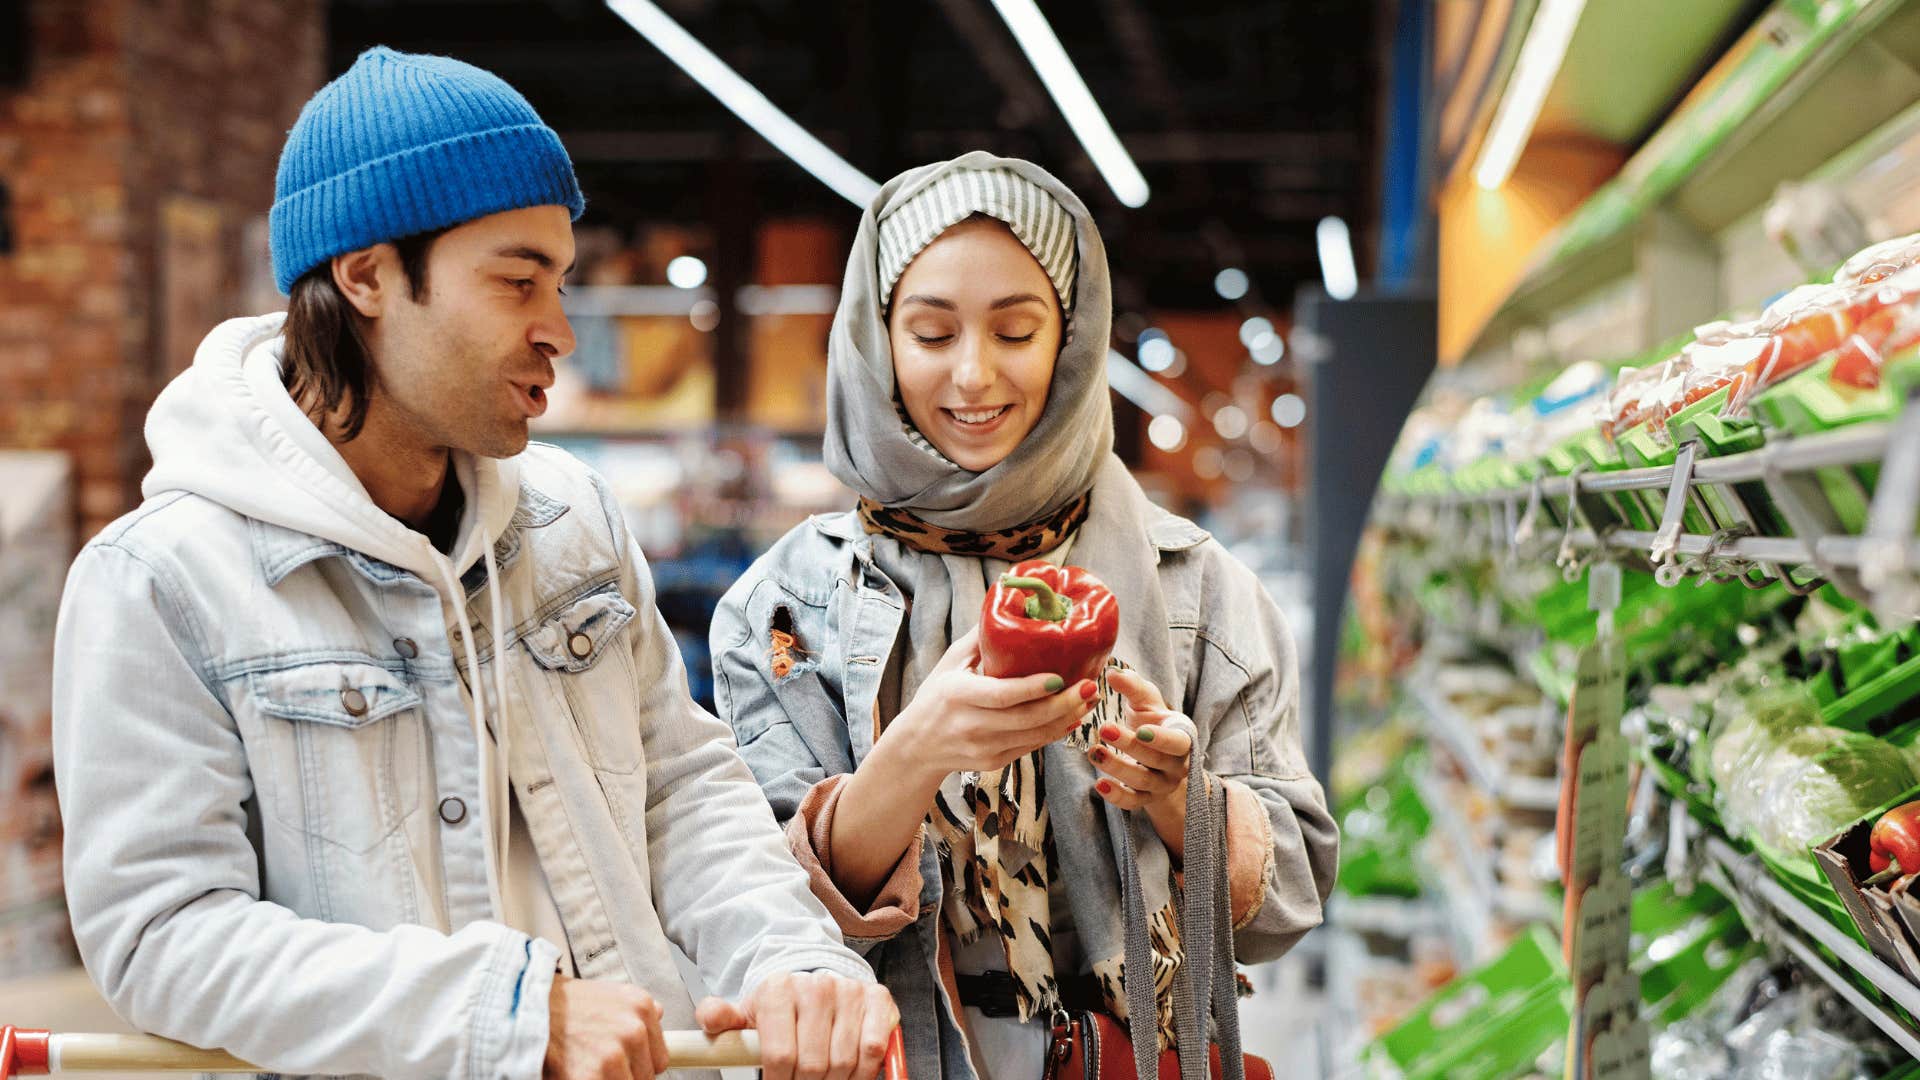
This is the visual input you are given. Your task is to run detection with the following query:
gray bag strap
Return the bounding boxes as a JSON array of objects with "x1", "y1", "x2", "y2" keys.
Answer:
[
  {"x1": 1120, "y1": 806, "x2": 1162, "y2": 1080},
  {"x1": 1119, "y1": 753, "x2": 1245, "y2": 1080}
]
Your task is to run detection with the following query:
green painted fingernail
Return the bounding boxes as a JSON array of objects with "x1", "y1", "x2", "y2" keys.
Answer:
[
  {"x1": 1044, "y1": 675, "x2": 1065, "y2": 692},
  {"x1": 1137, "y1": 727, "x2": 1155, "y2": 742}
]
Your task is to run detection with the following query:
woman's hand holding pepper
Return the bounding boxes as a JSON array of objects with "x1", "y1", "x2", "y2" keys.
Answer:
[
  {"x1": 834, "y1": 626, "x2": 1096, "y2": 910},
  {"x1": 881, "y1": 626, "x2": 1099, "y2": 788},
  {"x1": 1089, "y1": 668, "x2": 1196, "y2": 859}
]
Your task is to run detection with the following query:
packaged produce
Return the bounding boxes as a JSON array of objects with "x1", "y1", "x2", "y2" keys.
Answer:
[
  {"x1": 1835, "y1": 231, "x2": 1920, "y2": 287},
  {"x1": 1828, "y1": 267, "x2": 1920, "y2": 390},
  {"x1": 1605, "y1": 361, "x2": 1684, "y2": 441},
  {"x1": 1706, "y1": 685, "x2": 1920, "y2": 854}
]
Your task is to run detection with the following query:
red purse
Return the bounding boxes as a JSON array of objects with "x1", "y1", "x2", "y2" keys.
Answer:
[{"x1": 1042, "y1": 1010, "x2": 1275, "y2": 1080}]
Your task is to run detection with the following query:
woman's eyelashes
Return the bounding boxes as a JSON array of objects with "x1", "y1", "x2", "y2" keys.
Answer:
[{"x1": 907, "y1": 328, "x2": 1041, "y2": 347}]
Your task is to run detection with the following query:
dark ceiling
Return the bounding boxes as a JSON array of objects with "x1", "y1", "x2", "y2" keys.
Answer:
[{"x1": 328, "y1": 0, "x2": 1380, "y2": 318}]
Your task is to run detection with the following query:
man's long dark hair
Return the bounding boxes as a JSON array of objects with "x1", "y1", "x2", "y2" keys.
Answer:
[{"x1": 280, "y1": 228, "x2": 446, "y2": 441}]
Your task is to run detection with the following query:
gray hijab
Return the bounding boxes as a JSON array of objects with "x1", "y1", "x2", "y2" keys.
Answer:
[{"x1": 825, "y1": 150, "x2": 1114, "y2": 533}]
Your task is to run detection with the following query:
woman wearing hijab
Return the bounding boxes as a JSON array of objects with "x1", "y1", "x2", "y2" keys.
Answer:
[{"x1": 710, "y1": 152, "x2": 1337, "y2": 1080}]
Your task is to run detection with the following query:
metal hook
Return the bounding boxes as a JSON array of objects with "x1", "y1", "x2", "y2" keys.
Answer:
[{"x1": 1557, "y1": 466, "x2": 1589, "y2": 575}]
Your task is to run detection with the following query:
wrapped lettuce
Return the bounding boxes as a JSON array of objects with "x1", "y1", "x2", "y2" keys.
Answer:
[{"x1": 1708, "y1": 686, "x2": 1920, "y2": 853}]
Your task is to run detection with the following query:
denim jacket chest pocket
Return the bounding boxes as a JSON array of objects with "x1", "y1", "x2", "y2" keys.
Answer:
[
  {"x1": 519, "y1": 586, "x2": 642, "y2": 774},
  {"x1": 244, "y1": 657, "x2": 425, "y2": 854}
]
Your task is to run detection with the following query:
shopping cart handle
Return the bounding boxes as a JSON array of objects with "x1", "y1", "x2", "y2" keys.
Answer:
[{"x1": 0, "y1": 1025, "x2": 909, "y2": 1078}]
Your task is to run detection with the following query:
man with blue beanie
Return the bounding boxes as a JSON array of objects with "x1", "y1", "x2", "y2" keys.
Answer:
[{"x1": 52, "y1": 47, "x2": 895, "y2": 1080}]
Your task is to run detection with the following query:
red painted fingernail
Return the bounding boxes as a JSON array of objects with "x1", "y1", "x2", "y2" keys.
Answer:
[
  {"x1": 1090, "y1": 747, "x2": 1105, "y2": 762},
  {"x1": 1100, "y1": 724, "x2": 1122, "y2": 742},
  {"x1": 1080, "y1": 681, "x2": 1098, "y2": 701},
  {"x1": 1096, "y1": 780, "x2": 1112, "y2": 795}
]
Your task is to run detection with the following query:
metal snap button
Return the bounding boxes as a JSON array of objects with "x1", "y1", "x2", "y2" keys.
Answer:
[
  {"x1": 394, "y1": 638, "x2": 419, "y2": 659},
  {"x1": 439, "y1": 796, "x2": 467, "y2": 825},
  {"x1": 340, "y1": 687, "x2": 369, "y2": 717},
  {"x1": 567, "y1": 631, "x2": 592, "y2": 660}
]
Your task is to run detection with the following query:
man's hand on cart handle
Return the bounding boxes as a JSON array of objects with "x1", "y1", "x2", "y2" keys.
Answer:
[
  {"x1": 547, "y1": 975, "x2": 672, "y2": 1080},
  {"x1": 695, "y1": 970, "x2": 901, "y2": 1080}
]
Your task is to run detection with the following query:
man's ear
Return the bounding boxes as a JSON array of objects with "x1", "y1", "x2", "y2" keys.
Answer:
[{"x1": 331, "y1": 244, "x2": 394, "y2": 318}]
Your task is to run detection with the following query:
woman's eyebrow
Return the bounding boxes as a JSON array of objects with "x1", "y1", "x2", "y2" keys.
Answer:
[
  {"x1": 899, "y1": 294, "x2": 956, "y2": 311},
  {"x1": 991, "y1": 293, "x2": 1047, "y2": 310}
]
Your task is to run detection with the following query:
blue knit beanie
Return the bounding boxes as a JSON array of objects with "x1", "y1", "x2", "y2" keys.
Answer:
[{"x1": 270, "y1": 46, "x2": 585, "y2": 294}]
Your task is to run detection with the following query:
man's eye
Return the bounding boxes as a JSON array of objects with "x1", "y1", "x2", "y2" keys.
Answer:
[{"x1": 508, "y1": 278, "x2": 535, "y2": 290}]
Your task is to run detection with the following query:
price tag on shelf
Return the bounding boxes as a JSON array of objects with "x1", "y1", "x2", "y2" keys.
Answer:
[
  {"x1": 1562, "y1": 623, "x2": 1642, "y2": 1080},
  {"x1": 1572, "y1": 738, "x2": 1629, "y2": 887}
]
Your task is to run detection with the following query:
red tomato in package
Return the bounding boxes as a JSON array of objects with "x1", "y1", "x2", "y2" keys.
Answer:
[
  {"x1": 1831, "y1": 270, "x2": 1920, "y2": 389},
  {"x1": 1669, "y1": 375, "x2": 1734, "y2": 416},
  {"x1": 1832, "y1": 306, "x2": 1920, "y2": 390},
  {"x1": 1742, "y1": 301, "x2": 1856, "y2": 398}
]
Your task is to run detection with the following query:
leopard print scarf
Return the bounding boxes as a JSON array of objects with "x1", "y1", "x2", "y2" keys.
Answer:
[
  {"x1": 856, "y1": 489, "x2": 1091, "y2": 560},
  {"x1": 925, "y1": 661, "x2": 1186, "y2": 1040}
]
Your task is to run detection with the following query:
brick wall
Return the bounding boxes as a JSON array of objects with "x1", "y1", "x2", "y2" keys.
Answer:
[{"x1": 0, "y1": 0, "x2": 323, "y2": 541}]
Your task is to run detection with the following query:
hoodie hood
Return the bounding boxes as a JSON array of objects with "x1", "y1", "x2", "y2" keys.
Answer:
[
  {"x1": 143, "y1": 312, "x2": 523, "y2": 921},
  {"x1": 142, "y1": 313, "x2": 521, "y2": 581}
]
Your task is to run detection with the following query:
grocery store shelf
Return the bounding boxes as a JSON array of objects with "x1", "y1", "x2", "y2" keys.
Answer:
[
  {"x1": 1468, "y1": 0, "x2": 1920, "y2": 361},
  {"x1": 1381, "y1": 414, "x2": 1920, "y2": 604},
  {"x1": 1701, "y1": 835, "x2": 1920, "y2": 1058},
  {"x1": 1411, "y1": 768, "x2": 1497, "y2": 965},
  {"x1": 1411, "y1": 762, "x2": 1555, "y2": 966},
  {"x1": 1411, "y1": 678, "x2": 1563, "y2": 812},
  {"x1": 1327, "y1": 894, "x2": 1445, "y2": 939},
  {"x1": 1388, "y1": 422, "x2": 1894, "y2": 510}
]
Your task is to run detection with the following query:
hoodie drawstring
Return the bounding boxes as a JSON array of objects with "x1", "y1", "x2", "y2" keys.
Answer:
[
  {"x1": 430, "y1": 544, "x2": 509, "y2": 921},
  {"x1": 481, "y1": 524, "x2": 513, "y2": 908}
]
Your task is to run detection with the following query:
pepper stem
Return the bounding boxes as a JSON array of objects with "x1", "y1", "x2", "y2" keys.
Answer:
[
  {"x1": 1001, "y1": 575, "x2": 1073, "y2": 622},
  {"x1": 1866, "y1": 861, "x2": 1905, "y2": 888}
]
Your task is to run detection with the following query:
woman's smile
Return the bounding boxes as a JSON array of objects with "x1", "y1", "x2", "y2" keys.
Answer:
[{"x1": 943, "y1": 403, "x2": 1016, "y2": 432}]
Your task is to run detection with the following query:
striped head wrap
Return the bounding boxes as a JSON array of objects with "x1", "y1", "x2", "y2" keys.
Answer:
[{"x1": 876, "y1": 165, "x2": 1078, "y2": 314}]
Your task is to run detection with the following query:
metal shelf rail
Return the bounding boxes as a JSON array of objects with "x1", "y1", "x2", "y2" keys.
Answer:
[
  {"x1": 1700, "y1": 835, "x2": 1920, "y2": 1058},
  {"x1": 1378, "y1": 400, "x2": 1920, "y2": 612}
]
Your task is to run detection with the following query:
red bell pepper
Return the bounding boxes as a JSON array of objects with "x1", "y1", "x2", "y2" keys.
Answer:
[
  {"x1": 978, "y1": 561, "x2": 1120, "y2": 686},
  {"x1": 1865, "y1": 801, "x2": 1920, "y2": 887}
]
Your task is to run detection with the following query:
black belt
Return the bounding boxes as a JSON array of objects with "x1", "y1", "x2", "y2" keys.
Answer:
[{"x1": 955, "y1": 971, "x2": 1104, "y2": 1019}]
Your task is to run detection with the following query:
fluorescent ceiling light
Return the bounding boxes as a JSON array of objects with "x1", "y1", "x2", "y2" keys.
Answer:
[
  {"x1": 987, "y1": 0, "x2": 1150, "y2": 208},
  {"x1": 1316, "y1": 216, "x2": 1358, "y2": 300},
  {"x1": 1106, "y1": 350, "x2": 1190, "y2": 419},
  {"x1": 607, "y1": 0, "x2": 880, "y2": 206},
  {"x1": 1473, "y1": 0, "x2": 1587, "y2": 190}
]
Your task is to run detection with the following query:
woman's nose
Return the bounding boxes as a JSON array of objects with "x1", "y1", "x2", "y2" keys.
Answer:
[{"x1": 953, "y1": 337, "x2": 993, "y2": 393}]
